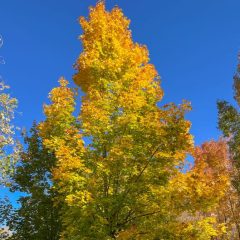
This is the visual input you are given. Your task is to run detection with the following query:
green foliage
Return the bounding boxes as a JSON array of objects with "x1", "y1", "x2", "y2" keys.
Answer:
[
  {"x1": 217, "y1": 59, "x2": 240, "y2": 238},
  {"x1": 218, "y1": 68, "x2": 240, "y2": 191},
  {"x1": 2, "y1": 123, "x2": 62, "y2": 240}
]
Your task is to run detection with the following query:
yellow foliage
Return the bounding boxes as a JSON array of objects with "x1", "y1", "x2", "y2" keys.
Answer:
[{"x1": 39, "y1": 2, "x2": 196, "y2": 239}]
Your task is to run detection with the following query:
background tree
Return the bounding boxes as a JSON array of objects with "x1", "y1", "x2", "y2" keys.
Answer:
[
  {"x1": 217, "y1": 57, "x2": 240, "y2": 238},
  {"x1": 1, "y1": 123, "x2": 62, "y2": 240},
  {"x1": 0, "y1": 34, "x2": 19, "y2": 238},
  {"x1": 0, "y1": 197, "x2": 12, "y2": 239},
  {"x1": 0, "y1": 34, "x2": 18, "y2": 184},
  {"x1": 154, "y1": 140, "x2": 230, "y2": 240},
  {"x1": 39, "y1": 3, "x2": 194, "y2": 239}
]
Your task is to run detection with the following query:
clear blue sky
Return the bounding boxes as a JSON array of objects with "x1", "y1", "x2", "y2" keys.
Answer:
[{"x1": 0, "y1": 0, "x2": 240, "y2": 146}]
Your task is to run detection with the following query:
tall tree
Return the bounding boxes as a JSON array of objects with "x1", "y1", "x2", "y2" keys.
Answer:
[
  {"x1": 2, "y1": 123, "x2": 62, "y2": 240},
  {"x1": 39, "y1": 2, "x2": 193, "y2": 239}
]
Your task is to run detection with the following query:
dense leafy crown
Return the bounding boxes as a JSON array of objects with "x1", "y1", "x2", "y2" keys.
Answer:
[{"x1": 39, "y1": 2, "x2": 194, "y2": 239}]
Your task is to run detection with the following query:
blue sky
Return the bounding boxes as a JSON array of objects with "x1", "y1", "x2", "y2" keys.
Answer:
[{"x1": 0, "y1": 1, "x2": 240, "y2": 149}]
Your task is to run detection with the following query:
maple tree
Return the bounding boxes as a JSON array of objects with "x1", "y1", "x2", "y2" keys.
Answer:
[{"x1": 39, "y1": 2, "x2": 194, "y2": 239}]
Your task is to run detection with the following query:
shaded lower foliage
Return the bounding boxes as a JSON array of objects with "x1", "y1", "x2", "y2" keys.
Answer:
[{"x1": 2, "y1": 123, "x2": 62, "y2": 240}]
